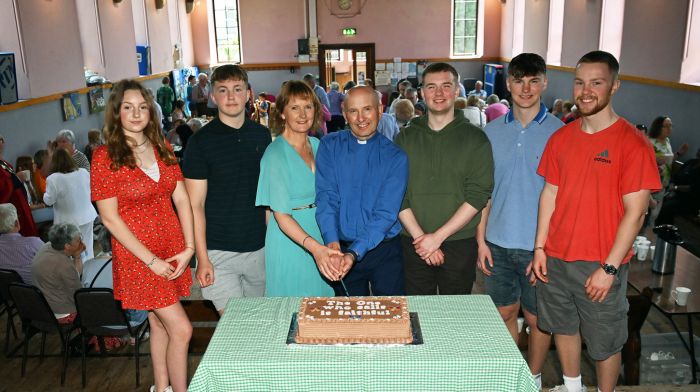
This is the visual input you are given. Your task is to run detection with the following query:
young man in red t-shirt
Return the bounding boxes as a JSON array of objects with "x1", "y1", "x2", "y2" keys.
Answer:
[{"x1": 532, "y1": 51, "x2": 661, "y2": 392}]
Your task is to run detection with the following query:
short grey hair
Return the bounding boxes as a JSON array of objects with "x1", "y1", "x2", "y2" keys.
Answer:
[
  {"x1": 486, "y1": 94, "x2": 500, "y2": 105},
  {"x1": 330, "y1": 82, "x2": 340, "y2": 91},
  {"x1": 48, "y1": 223, "x2": 81, "y2": 251},
  {"x1": 187, "y1": 118, "x2": 203, "y2": 132},
  {"x1": 56, "y1": 129, "x2": 76, "y2": 146},
  {"x1": 0, "y1": 203, "x2": 18, "y2": 233}
]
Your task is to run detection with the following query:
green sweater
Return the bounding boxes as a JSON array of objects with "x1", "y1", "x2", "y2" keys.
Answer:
[{"x1": 395, "y1": 110, "x2": 494, "y2": 241}]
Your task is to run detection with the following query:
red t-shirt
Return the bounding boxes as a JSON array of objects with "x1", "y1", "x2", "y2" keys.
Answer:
[{"x1": 537, "y1": 118, "x2": 661, "y2": 263}]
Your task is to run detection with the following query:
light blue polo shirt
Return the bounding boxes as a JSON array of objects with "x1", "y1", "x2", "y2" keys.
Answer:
[{"x1": 483, "y1": 103, "x2": 563, "y2": 251}]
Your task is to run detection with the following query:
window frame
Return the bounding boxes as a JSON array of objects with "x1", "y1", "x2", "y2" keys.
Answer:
[
  {"x1": 212, "y1": 0, "x2": 243, "y2": 64},
  {"x1": 450, "y1": 0, "x2": 481, "y2": 59}
]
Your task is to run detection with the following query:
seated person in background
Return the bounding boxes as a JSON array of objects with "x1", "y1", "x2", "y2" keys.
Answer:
[
  {"x1": 82, "y1": 224, "x2": 149, "y2": 326},
  {"x1": 32, "y1": 223, "x2": 85, "y2": 324},
  {"x1": 84, "y1": 129, "x2": 103, "y2": 163},
  {"x1": 414, "y1": 101, "x2": 426, "y2": 117},
  {"x1": 49, "y1": 129, "x2": 91, "y2": 174},
  {"x1": 255, "y1": 93, "x2": 270, "y2": 127},
  {"x1": 484, "y1": 94, "x2": 509, "y2": 123},
  {"x1": 462, "y1": 95, "x2": 486, "y2": 128},
  {"x1": 656, "y1": 147, "x2": 700, "y2": 225},
  {"x1": 0, "y1": 203, "x2": 44, "y2": 284},
  {"x1": 550, "y1": 98, "x2": 564, "y2": 119},
  {"x1": 187, "y1": 118, "x2": 203, "y2": 133},
  {"x1": 500, "y1": 99, "x2": 510, "y2": 109},
  {"x1": 393, "y1": 99, "x2": 415, "y2": 129},
  {"x1": 560, "y1": 101, "x2": 576, "y2": 123},
  {"x1": 468, "y1": 80, "x2": 488, "y2": 100},
  {"x1": 0, "y1": 134, "x2": 38, "y2": 237},
  {"x1": 389, "y1": 86, "x2": 417, "y2": 115},
  {"x1": 454, "y1": 96, "x2": 468, "y2": 111},
  {"x1": 33, "y1": 149, "x2": 49, "y2": 196},
  {"x1": 15, "y1": 155, "x2": 42, "y2": 208},
  {"x1": 171, "y1": 100, "x2": 186, "y2": 122}
]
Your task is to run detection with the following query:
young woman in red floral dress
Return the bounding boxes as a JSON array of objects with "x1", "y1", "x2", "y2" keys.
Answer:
[{"x1": 91, "y1": 80, "x2": 194, "y2": 392}]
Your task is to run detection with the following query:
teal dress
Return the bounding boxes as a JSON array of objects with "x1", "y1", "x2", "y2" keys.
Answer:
[{"x1": 256, "y1": 136, "x2": 334, "y2": 297}]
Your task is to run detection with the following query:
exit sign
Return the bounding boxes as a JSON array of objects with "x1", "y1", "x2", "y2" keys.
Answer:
[{"x1": 342, "y1": 28, "x2": 357, "y2": 36}]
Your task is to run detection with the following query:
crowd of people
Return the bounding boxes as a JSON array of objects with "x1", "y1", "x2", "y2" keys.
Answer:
[{"x1": 0, "y1": 49, "x2": 698, "y2": 392}]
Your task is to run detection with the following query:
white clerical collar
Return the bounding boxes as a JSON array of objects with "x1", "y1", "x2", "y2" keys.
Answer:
[{"x1": 357, "y1": 139, "x2": 367, "y2": 145}]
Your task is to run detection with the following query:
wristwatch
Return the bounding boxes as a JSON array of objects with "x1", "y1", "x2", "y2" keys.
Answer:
[
  {"x1": 345, "y1": 250, "x2": 359, "y2": 262},
  {"x1": 601, "y1": 263, "x2": 618, "y2": 276}
]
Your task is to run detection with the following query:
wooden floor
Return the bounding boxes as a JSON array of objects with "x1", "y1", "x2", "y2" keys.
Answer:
[{"x1": 2, "y1": 271, "x2": 700, "y2": 391}]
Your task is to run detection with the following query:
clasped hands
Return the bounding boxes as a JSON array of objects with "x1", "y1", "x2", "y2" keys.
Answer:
[
  {"x1": 413, "y1": 233, "x2": 445, "y2": 266},
  {"x1": 149, "y1": 247, "x2": 194, "y2": 281},
  {"x1": 313, "y1": 242, "x2": 352, "y2": 282}
]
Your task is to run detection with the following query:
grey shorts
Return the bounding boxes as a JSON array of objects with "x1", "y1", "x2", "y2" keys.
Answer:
[
  {"x1": 200, "y1": 248, "x2": 265, "y2": 311},
  {"x1": 536, "y1": 257, "x2": 629, "y2": 361}
]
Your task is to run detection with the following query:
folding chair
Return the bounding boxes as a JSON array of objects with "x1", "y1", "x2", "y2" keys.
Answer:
[
  {"x1": 73, "y1": 288, "x2": 149, "y2": 387},
  {"x1": 8, "y1": 282, "x2": 75, "y2": 385},
  {"x1": 0, "y1": 268, "x2": 23, "y2": 355}
]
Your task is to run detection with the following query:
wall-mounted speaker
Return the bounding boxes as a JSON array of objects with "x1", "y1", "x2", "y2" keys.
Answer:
[
  {"x1": 298, "y1": 39, "x2": 309, "y2": 55},
  {"x1": 155, "y1": 0, "x2": 165, "y2": 10},
  {"x1": 186, "y1": 0, "x2": 195, "y2": 13}
]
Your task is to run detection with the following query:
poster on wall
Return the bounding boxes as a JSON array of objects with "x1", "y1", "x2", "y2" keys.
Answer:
[
  {"x1": 61, "y1": 93, "x2": 81, "y2": 121},
  {"x1": 88, "y1": 88, "x2": 105, "y2": 113},
  {"x1": 0, "y1": 52, "x2": 18, "y2": 105}
]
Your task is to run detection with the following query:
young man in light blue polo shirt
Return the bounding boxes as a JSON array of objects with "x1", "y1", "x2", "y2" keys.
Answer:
[{"x1": 476, "y1": 52, "x2": 563, "y2": 390}]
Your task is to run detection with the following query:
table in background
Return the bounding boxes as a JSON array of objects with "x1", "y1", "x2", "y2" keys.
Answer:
[
  {"x1": 188, "y1": 295, "x2": 536, "y2": 392},
  {"x1": 627, "y1": 246, "x2": 700, "y2": 383}
]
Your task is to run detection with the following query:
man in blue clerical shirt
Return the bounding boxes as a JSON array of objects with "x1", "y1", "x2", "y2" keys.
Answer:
[{"x1": 315, "y1": 86, "x2": 408, "y2": 296}]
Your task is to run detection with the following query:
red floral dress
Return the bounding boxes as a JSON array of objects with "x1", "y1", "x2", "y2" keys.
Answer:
[{"x1": 91, "y1": 146, "x2": 191, "y2": 310}]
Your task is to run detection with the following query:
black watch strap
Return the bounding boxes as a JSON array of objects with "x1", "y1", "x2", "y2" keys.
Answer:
[
  {"x1": 601, "y1": 263, "x2": 618, "y2": 275},
  {"x1": 346, "y1": 250, "x2": 359, "y2": 262}
]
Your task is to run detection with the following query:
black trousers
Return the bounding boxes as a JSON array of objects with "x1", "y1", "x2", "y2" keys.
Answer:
[
  {"x1": 401, "y1": 236, "x2": 477, "y2": 295},
  {"x1": 333, "y1": 236, "x2": 405, "y2": 296}
]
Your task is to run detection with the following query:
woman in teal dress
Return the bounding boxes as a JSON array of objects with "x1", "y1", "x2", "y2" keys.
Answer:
[{"x1": 256, "y1": 81, "x2": 343, "y2": 296}]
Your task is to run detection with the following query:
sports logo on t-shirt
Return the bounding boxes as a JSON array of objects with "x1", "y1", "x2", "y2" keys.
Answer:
[{"x1": 593, "y1": 149, "x2": 612, "y2": 165}]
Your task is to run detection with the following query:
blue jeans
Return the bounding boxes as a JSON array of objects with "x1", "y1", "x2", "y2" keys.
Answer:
[{"x1": 483, "y1": 242, "x2": 537, "y2": 314}]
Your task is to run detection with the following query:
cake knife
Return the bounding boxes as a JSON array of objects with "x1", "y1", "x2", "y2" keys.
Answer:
[{"x1": 339, "y1": 278, "x2": 350, "y2": 297}]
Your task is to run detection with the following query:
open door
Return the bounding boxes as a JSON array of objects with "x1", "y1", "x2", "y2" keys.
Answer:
[{"x1": 318, "y1": 43, "x2": 375, "y2": 92}]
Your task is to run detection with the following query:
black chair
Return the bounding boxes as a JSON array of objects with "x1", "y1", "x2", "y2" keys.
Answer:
[
  {"x1": 0, "y1": 269, "x2": 24, "y2": 355},
  {"x1": 8, "y1": 282, "x2": 75, "y2": 385},
  {"x1": 72, "y1": 288, "x2": 149, "y2": 387}
]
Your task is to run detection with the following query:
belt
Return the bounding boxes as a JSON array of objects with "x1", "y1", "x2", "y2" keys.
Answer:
[{"x1": 292, "y1": 203, "x2": 316, "y2": 211}]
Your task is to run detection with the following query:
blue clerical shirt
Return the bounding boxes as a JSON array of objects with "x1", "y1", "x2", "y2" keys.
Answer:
[{"x1": 315, "y1": 130, "x2": 408, "y2": 259}]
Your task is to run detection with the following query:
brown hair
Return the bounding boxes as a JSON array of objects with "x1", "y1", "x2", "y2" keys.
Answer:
[
  {"x1": 87, "y1": 129, "x2": 101, "y2": 145},
  {"x1": 103, "y1": 79, "x2": 176, "y2": 170},
  {"x1": 271, "y1": 80, "x2": 321, "y2": 135},
  {"x1": 15, "y1": 156, "x2": 33, "y2": 172},
  {"x1": 50, "y1": 149, "x2": 78, "y2": 174}
]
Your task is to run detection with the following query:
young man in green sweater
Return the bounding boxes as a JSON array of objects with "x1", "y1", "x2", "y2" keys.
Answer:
[{"x1": 395, "y1": 62, "x2": 494, "y2": 295}]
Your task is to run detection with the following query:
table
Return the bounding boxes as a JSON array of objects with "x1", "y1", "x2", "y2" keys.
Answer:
[
  {"x1": 627, "y1": 246, "x2": 700, "y2": 383},
  {"x1": 188, "y1": 295, "x2": 537, "y2": 392}
]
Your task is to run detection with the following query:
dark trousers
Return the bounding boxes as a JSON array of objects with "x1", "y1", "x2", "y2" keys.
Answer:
[
  {"x1": 401, "y1": 236, "x2": 477, "y2": 295},
  {"x1": 333, "y1": 236, "x2": 405, "y2": 296}
]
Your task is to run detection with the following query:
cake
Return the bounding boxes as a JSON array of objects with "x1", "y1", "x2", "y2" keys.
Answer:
[{"x1": 296, "y1": 296, "x2": 412, "y2": 344}]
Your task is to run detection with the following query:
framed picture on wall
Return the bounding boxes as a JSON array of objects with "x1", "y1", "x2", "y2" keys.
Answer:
[
  {"x1": 88, "y1": 88, "x2": 105, "y2": 113},
  {"x1": 61, "y1": 93, "x2": 82, "y2": 121},
  {"x1": 0, "y1": 52, "x2": 18, "y2": 105}
]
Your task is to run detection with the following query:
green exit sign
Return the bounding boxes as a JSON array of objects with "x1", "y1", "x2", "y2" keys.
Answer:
[{"x1": 342, "y1": 28, "x2": 357, "y2": 36}]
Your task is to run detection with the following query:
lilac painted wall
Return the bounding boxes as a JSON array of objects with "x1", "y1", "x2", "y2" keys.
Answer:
[
  {"x1": 76, "y1": 0, "x2": 103, "y2": 76},
  {"x1": 316, "y1": 0, "x2": 451, "y2": 59},
  {"x1": 190, "y1": 0, "x2": 212, "y2": 66},
  {"x1": 145, "y1": 0, "x2": 174, "y2": 74},
  {"x1": 560, "y1": 0, "x2": 602, "y2": 67},
  {"x1": 500, "y1": 0, "x2": 514, "y2": 58},
  {"x1": 0, "y1": 1, "x2": 29, "y2": 99},
  {"x1": 16, "y1": 0, "x2": 85, "y2": 98},
  {"x1": 483, "y1": 0, "x2": 502, "y2": 57},
  {"x1": 99, "y1": 2, "x2": 140, "y2": 81},
  {"x1": 620, "y1": 0, "x2": 688, "y2": 82},
  {"x1": 239, "y1": 0, "x2": 307, "y2": 63},
  {"x1": 523, "y1": 0, "x2": 549, "y2": 58}
]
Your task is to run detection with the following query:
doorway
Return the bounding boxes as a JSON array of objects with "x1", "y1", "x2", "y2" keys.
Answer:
[{"x1": 318, "y1": 43, "x2": 375, "y2": 92}]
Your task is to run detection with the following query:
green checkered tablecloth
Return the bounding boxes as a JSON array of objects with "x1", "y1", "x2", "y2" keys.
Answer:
[{"x1": 188, "y1": 295, "x2": 537, "y2": 392}]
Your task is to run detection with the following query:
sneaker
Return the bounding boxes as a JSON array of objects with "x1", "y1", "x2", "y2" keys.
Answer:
[
  {"x1": 149, "y1": 386, "x2": 173, "y2": 392},
  {"x1": 548, "y1": 385, "x2": 587, "y2": 392}
]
